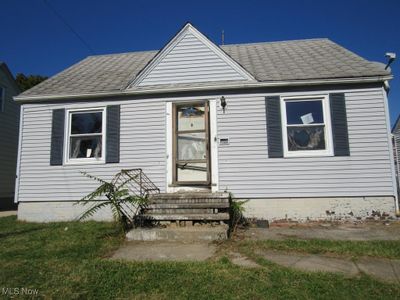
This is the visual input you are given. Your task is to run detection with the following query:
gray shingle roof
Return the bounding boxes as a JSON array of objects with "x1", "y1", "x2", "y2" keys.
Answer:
[{"x1": 20, "y1": 38, "x2": 390, "y2": 97}]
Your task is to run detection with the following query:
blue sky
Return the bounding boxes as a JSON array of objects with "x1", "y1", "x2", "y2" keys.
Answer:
[{"x1": 1, "y1": 0, "x2": 399, "y2": 125}]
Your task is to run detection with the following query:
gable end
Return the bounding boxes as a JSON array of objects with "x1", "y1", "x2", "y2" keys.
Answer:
[{"x1": 129, "y1": 23, "x2": 255, "y2": 87}]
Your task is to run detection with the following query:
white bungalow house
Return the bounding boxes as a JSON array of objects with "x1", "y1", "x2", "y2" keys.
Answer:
[{"x1": 14, "y1": 23, "x2": 398, "y2": 222}]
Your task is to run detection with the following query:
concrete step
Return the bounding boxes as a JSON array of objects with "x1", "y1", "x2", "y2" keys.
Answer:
[
  {"x1": 143, "y1": 213, "x2": 230, "y2": 221},
  {"x1": 126, "y1": 225, "x2": 228, "y2": 241}
]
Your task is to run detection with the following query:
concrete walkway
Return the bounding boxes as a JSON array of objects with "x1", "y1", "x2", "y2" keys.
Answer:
[
  {"x1": 0, "y1": 211, "x2": 17, "y2": 217},
  {"x1": 111, "y1": 241, "x2": 217, "y2": 262},
  {"x1": 256, "y1": 249, "x2": 400, "y2": 283},
  {"x1": 110, "y1": 241, "x2": 400, "y2": 283},
  {"x1": 245, "y1": 222, "x2": 400, "y2": 241}
]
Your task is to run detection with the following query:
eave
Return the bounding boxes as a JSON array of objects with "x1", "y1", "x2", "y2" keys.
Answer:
[{"x1": 14, "y1": 75, "x2": 392, "y2": 103}]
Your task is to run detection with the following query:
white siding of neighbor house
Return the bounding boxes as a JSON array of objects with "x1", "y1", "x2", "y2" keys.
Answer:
[
  {"x1": 136, "y1": 32, "x2": 249, "y2": 86},
  {"x1": 16, "y1": 87, "x2": 395, "y2": 203},
  {"x1": 0, "y1": 70, "x2": 20, "y2": 199}
]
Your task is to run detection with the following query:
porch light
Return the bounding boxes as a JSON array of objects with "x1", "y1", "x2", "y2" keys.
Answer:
[{"x1": 220, "y1": 96, "x2": 227, "y2": 112}]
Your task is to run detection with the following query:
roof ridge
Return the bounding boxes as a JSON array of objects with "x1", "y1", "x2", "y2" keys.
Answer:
[
  {"x1": 221, "y1": 38, "x2": 330, "y2": 48},
  {"x1": 86, "y1": 38, "x2": 331, "y2": 58}
]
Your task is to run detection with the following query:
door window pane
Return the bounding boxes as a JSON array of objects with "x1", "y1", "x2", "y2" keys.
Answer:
[
  {"x1": 177, "y1": 162, "x2": 207, "y2": 182},
  {"x1": 70, "y1": 136, "x2": 102, "y2": 158},
  {"x1": 287, "y1": 125, "x2": 325, "y2": 151},
  {"x1": 286, "y1": 100, "x2": 324, "y2": 125},
  {"x1": 177, "y1": 132, "x2": 206, "y2": 160},
  {"x1": 71, "y1": 112, "x2": 102, "y2": 134},
  {"x1": 177, "y1": 105, "x2": 205, "y2": 131}
]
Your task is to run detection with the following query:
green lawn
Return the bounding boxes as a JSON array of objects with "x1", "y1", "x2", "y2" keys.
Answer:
[{"x1": 1, "y1": 216, "x2": 400, "y2": 299}]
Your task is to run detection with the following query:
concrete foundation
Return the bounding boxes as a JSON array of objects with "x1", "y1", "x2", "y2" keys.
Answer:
[
  {"x1": 17, "y1": 196, "x2": 397, "y2": 222},
  {"x1": 17, "y1": 201, "x2": 114, "y2": 222},
  {"x1": 244, "y1": 196, "x2": 397, "y2": 221}
]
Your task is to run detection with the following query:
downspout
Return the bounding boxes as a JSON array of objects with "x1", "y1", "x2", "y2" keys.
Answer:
[{"x1": 393, "y1": 133, "x2": 400, "y2": 210}]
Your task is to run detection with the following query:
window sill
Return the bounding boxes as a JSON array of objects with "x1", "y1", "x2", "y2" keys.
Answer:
[
  {"x1": 63, "y1": 159, "x2": 106, "y2": 166},
  {"x1": 283, "y1": 151, "x2": 334, "y2": 158}
]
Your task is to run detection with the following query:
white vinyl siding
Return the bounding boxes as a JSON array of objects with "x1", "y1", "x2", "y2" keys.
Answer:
[
  {"x1": 16, "y1": 87, "x2": 395, "y2": 202},
  {"x1": 18, "y1": 99, "x2": 166, "y2": 201},
  {"x1": 137, "y1": 32, "x2": 249, "y2": 86},
  {"x1": 217, "y1": 88, "x2": 395, "y2": 198}
]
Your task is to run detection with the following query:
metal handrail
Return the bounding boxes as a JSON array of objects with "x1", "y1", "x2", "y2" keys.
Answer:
[{"x1": 118, "y1": 168, "x2": 160, "y2": 198}]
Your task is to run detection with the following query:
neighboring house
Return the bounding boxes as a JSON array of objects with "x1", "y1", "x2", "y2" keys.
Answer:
[
  {"x1": 0, "y1": 62, "x2": 20, "y2": 210},
  {"x1": 392, "y1": 116, "x2": 400, "y2": 196},
  {"x1": 14, "y1": 23, "x2": 398, "y2": 222}
]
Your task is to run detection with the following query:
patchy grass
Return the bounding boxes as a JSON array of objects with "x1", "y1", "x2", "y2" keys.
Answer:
[
  {"x1": 1, "y1": 216, "x2": 400, "y2": 299},
  {"x1": 237, "y1": 239, "x2": 400, "y2": 259}
]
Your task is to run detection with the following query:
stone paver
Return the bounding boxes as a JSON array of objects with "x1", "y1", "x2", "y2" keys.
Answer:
[
  {"x1": 256, "y1": 249, "x2": 400, "y2": 283},
  {"x1": 255, "y1": 250, "x2": 303, "y2": 267},
  {"x1": 0, "y1": 211, "x2": 17, "y2": 217},
  {"x1": 258, "y1": 250, "x2": 358, "y2": 275},
  {"x1": 392, "y1": 260, "x2": 400, "y2": 279},
  {"x1": 294, "y1": 255, "x2": 359, "y2": 275},
  {"x1": 111, "y1": 241, "x2": 216, "y2": 262},
  {"x1": 356, "y1": 258, "x2": 400, "y2": 283}
]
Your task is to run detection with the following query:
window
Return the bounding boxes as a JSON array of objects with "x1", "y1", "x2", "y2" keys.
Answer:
[
  {"x1": 66, "y1": 108, "x2": 106, "y2": 163},
  {"x1": 0, "y1": 86, "x2": 4, "y2": 112},
  {"x1": 281, "y1": 95, "x2": 333, "y2": 157}
]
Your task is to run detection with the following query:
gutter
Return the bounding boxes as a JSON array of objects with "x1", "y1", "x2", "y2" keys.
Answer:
[{"x1": 14, "y1": 75, "x2": 393, "y2": 102}]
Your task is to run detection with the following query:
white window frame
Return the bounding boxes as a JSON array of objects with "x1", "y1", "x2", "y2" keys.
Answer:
[
  {"x1": 64, "y1": 107, "x2": 106, "y2": 165},
  {"x1": 280, "y1": 94, "x2": 333, "y2": 158},
  {"x1": 0, "y1": 86, "x2": 5, "y2": 112}
]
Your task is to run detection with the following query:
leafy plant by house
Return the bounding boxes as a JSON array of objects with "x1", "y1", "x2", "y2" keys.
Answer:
[
  {"x1": 75, "y1": 171, "x2": 147, "y2": 232},
  {"x1": 229, "y1": 194, "x2": 249, "y2": 237}
]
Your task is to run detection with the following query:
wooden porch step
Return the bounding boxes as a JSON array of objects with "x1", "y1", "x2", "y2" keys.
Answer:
[
  {"x1": 147, "y1": 202, "x2": 230, "y2": 209},
  {"x1": 149, "y1": 199, "x2": 229, "y2": 205},
  {"x1": 143, "y1": 192, "x2": 231, "y2": 222},
  {"x1": 146, "y1": 208, "x2": 215, "y2": 214},
  {"x1": 150, "y1": 192, "x2": 230, "y2": 199},
  {"x1": 142, "y1": 213, "x2": 230, "y2": 221},
  {"x1": 149, "y1": 192, "x2": 230, "y2": 204}
]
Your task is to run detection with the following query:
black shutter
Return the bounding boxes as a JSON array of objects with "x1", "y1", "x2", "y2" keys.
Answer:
[
  {"x1": 50, "y1": 109, "x2": 65, "y2": 166},
  {"x1": 106, "y1": 105, "x2": 120, "y2": 163},
  {"x1": 330, "y1": 93, "x2": 350, "y2": 156},
  {"x1": 265, "y1": 96, "x2": 283, "y2": 158}
]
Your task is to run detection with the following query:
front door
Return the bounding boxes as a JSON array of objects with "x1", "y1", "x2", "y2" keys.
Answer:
[{"x1": 173, "y1": 101, "x2": 210, "y2": 186}]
